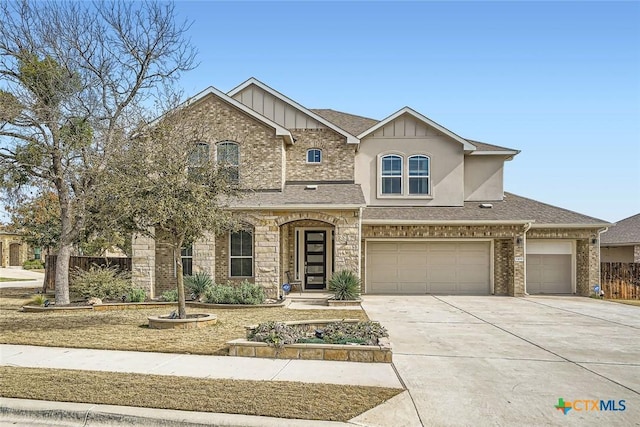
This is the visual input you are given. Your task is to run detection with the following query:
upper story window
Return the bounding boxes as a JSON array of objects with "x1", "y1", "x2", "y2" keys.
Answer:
[
  {"x1": 216, "y1": 141, "x2": 239, "y2": 184},
  {"x1": 381, "y1": 154, "x2": 403, "y2": 194},
  {"x1": 188, "y1": 143, "x2": 209, "y2": 167},
  {"x1": 379, "y1": 153, "x2": 431, "y2": 197},
  {"x1": 306, "y1": 148, "x2": 322, "y2": 164},
  {"x1": 408, "y1": 155, "x2": 430, "y2": 195}
]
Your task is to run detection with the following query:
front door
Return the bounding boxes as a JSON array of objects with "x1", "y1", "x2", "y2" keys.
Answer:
[
  {"x1": 9, "y1": 243, "x2": 20, "y2": 266},
  {"x1": 304, "y1": 231, "x2": 326, "y2": 289}
]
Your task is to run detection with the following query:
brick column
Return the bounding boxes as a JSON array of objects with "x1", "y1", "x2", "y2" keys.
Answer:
[
  {"x1": 131, "y1": 233, "x2": 155, "y2": 297},
  {"x1": 513, "y1": 233, "x2": 525, "y2": 297},
  {"x1": 634, "y1": 245, "x2": 640, "y2": 263},
  {"x1": 576, "y1": 238, "x2": 599, "y2": 296},
  {"x1": 254, "y1": 217, "x2": 280, "y2": 299},
  {"x1": 334, "y1": 212, "x2": 361, "y2": 277}
]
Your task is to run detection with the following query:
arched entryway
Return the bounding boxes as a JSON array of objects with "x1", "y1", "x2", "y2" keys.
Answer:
[{"x1": 278, "y1": 213, "x2": 340, "y2": 292}]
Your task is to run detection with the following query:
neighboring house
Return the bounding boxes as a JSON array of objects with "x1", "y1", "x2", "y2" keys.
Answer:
[
  {"x1": 0, "y1": 230, "x2": 30, "y2": 268},
  {"x1": 131, "y1": 78, "x2": 610, "y2": 298},
  {"x1": 600, "y1": 214, "x2": 640, "y2": 262}
]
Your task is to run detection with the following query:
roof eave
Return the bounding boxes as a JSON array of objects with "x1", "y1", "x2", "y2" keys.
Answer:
[
  {"x1": 362, "y1": 219, "x2": 533, "y2": 225},
  {"x1": 229, "y1": 204, "x2": 364, "y2": 210},
  {"x1": 529, "y1": 223, "x2": 612, "y2": 229}
]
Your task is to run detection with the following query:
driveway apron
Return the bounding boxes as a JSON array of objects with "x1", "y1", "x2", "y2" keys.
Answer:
[{"x1": 362, "y1": 295, "x2": 640, "y2": 426}]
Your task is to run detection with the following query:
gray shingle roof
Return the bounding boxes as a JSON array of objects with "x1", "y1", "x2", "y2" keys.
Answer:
[
  {"x1": 362, "y1": 192, "x2": 610, "y2": 226},
  {"x1": 228, "y1": 184, "x2": 365, "y2": 208},
  {"x1": 600, "y1": 213, "x2": 640, "y2": 245},
  {"x1": 310, "y1": 109, "x2": 379, "y2": 136},
  {"x1": 466, "y1": 139, "x2": 519, "y2": 153}
]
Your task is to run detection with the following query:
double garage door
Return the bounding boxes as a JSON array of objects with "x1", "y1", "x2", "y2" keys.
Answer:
[{"x1": 366, "y1": 241, "x2": 491, "y2": 295}]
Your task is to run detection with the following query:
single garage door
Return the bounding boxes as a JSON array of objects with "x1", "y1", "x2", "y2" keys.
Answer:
[
  {"x1": 526, "y1": 254, "x2": 572, "y2": 294},
  {"x1": 366, "y1": 241, "x2": 490, "y2": 294}
]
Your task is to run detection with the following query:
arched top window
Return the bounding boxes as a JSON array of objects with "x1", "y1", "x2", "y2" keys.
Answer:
[
  {"x1": 306, "y1": 148, "x2": 322, "y2": 164},
  {"x1": 381, "y1": 154, "x2": 402, "y2": 194},
  {"x1": 188, "y1": 142, "x2": 209, "y2": 167},
  {"x1": 216, "y1": 141, "x2": 239, "y2": 183},
  {"x1": 408, "y1": 155, "x2": 430, "y2": 195}
]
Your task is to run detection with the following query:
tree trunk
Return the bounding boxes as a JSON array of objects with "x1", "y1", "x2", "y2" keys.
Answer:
[
  {"x1": 54, "y1": 243, "x2": 72, "y2": 305},
  {"x1": 174, "y1": 239, "x2": 187, "y2": 319}
]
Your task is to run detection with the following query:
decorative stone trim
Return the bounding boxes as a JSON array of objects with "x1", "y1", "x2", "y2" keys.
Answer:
[
  {"x1": 227, "y1": 337, "x2": 392, "y2": 363},
  {"x1": 148, "y1": 313, "x2": 217, "y2": 329}
]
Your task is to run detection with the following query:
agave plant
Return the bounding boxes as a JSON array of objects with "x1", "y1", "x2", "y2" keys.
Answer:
[
  {"x1": 328, "y1": 270, "x2": 361, "y2": 300},
  {"x1": 184, "y1": 271, "x2": 213, "y2": 301}
]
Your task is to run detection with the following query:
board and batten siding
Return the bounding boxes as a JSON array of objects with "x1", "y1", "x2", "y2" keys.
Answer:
[{"x1": 232, "y1": 85, "x2": 327, "y2": 130}]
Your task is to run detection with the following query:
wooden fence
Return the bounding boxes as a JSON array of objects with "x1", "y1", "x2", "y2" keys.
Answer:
[
  {"x1": 600, "y1": 262, "x2": 640, "y2": 300},
  {"x1": 44, "y1": 255, "x2": 131, "y2": 291}
]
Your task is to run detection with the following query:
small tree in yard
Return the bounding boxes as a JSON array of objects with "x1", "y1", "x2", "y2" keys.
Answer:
[
  {"x1": 0, "y1": 0, "x2": 195, "y2": 305},
  {"x1": 103, "y1": 111, "x2": 243, "y2": 319}
]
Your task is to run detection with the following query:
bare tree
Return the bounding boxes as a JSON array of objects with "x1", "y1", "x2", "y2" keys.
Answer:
[
  {"x1": 103, "y1": 109, "x2": 243, "y2": 319},
  {"x1": 0, "y1": 0, "x2": 196, "y2": 304}
]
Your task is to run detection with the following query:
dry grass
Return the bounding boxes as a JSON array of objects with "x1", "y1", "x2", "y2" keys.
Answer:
[
  {"x1": 610, "y1": 299, "x2": 640, "y2": 307},
  {"x1": 0, "y1": 288, "x2": 368, "y2": 355},
  {"x1": 0, "y1": 366, "x2": 401, "y2": 421},
  {"x1": 0, "y1": 277, "x2": 33, "y2": 282}
]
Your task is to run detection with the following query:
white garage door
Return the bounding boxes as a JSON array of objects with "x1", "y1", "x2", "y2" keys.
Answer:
[
  {"x1": 526, "y1": 255, "x2": 572, "y2": 294},
  {"x1": 526, "y1": 240, "x2": 573, "y2": 294},
  {"x1": 366, "y1": 241, "x2": 491, "y2": 295}
]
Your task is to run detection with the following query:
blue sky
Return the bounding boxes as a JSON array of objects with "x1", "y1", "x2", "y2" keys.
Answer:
[{"x1": 172, "y1": 0, "x2": 640, "y2": 223}]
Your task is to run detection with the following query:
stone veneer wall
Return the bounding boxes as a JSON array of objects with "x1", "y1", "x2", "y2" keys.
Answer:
[
  {"x1": 635, "y1": 245, "x2": 640, "y2": 263},
  {"x1": 286, "y1": 129, "x2": 355, "y2": 182},
  {"x1": 528, "y1": 228, "x2": 600, "y2": 296},
  {"x1": 281, "y1": 219, "x2": 332, "y2": 284},
  {"x1": 131, "y1": 233, "x2": 155, "y2": 297}
]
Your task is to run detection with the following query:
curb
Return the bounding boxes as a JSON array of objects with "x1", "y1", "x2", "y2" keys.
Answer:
[{"x1": 0, "y1": 398, "x2": 347, "y2": 427}]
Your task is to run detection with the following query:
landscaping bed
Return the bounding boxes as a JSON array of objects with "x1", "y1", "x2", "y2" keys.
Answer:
[
  {"x1": 22, "y1": 299, "x2": 286, "y2": 313},
  {"x1": 228, "y1": 319, "x2": 392, "y2": 363}
]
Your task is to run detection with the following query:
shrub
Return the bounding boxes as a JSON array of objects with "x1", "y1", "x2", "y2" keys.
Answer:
[
  {"x1": 322, "y1": 321, "x2": 388, "y2": 345},
  {"x1": 248, "y1": 321, "x2": 304, "y2": 348},
  {"x1": 28, "y1": 294, "x2": 47, "y2": 306},
  {"x1": 184, "y1": 271, "x2": 213, "y2": 300},
  {"x1": 328, "y1": 270, "x2": 361, "y2": 301},
  {"x1": 127, "y1": 288, "x2": 146, "y2": 303},
  {"x1": 203, "y1": 280, "x2": 265, "y2": 305},
  {"x1": 23, "y1": 259, "x2": 44, "y2": 270},
  {"x1": 161, "y1": 289, "x2": 178, "y2": 302},
  {"x1": 70, "y1": 264, "x2": 132, "y2": 300}
]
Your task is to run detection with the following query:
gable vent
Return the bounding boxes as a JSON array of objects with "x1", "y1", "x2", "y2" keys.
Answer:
[{"x1": 479, "y1": 203, "x2": 493, "y2": 209}]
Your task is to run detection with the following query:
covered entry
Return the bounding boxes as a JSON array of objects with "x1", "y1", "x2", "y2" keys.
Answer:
[
  {"x1": 366, "y1": 241, "x2": 491, "y2": 294},
  {"x1": 526, "y1": 240, "x2": 573, "y2": 294}
]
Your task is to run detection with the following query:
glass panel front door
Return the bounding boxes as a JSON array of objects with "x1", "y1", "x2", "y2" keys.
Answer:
[{"x1": 304, "y1": 231, "x2": 326, "y2": 289}]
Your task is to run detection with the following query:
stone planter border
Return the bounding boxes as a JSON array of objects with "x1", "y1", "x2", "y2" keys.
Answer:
[
  {"x1": 232, "y1": 318, "x2": 392, "y2": 363},
  {"x1": 326, "y1": 298, "x2": 362, "y2": 307},
  {"x1": 148, "y1": 313, "x2": 217, "y2": 330},
  {"x1": 22, "y1": 299, "x2": 287, "y2": 313}
]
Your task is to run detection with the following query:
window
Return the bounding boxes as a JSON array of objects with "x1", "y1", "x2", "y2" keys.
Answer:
[
  {"x1": 230, "y1": 230, "x2": 252, "y2": 277},
  {"x1": 188, "y1": 143, "x2": 209, "y2": 166},
  {"x1": 408, "y1": 155, "x2": 430, "y2": 194},
  {"x1": 181, "y1": 245, "x2": 193, "y2": 276},
  {"x1": 217, "y1": 141, "x2": 239, "y2": 183},
  {"x1": 381, "y1": 155, "x2": 402, "y2": 194},
  {"x1": 306, "y1": 148, "x2": 322, "y2": 163}
]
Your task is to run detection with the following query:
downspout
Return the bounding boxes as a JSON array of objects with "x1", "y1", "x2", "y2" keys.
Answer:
[{"x1": 522, "y1": 222, "x2": 532, "y2": 296}]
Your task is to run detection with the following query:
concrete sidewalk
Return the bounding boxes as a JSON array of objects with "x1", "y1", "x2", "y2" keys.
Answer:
[
  {"x1": 0, "y1": 267, "x2": 44, "y2": 288},
  {"x1": 0, "y1": 344, "x2": 402, "y2": 388},
  {"x1": 0, "y1": 344, "x2": 415, "y2": 427}
]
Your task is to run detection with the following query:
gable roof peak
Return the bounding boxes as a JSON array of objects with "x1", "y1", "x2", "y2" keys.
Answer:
[{"x1": 227, "y1": 78, "x2": 359, "y2": 144}]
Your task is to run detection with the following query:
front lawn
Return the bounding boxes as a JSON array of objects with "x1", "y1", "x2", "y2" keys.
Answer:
[
  {"x1": 0, "y1": 287, "x2": 368, "y2": 355},
  {"x1": 1, "y1": 366, "x2": 401, "y2": 422}
]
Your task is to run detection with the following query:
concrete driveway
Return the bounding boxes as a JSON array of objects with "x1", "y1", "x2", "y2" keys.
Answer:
[
  {"x1": 0, "y1": 267, "x2": 44, "y2": 288},
  {"x1": 362, "y1": 296, "x2": 640, "y2": 426}
]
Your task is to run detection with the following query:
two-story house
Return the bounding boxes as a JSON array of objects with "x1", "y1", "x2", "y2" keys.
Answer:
[{"x1": 132, "y1": 78, "x2": 610, "y2": 298}]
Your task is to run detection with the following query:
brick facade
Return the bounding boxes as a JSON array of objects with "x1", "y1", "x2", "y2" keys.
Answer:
[{"x1": 286, "y1": 129, "x2": 355, "y2": 182}]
